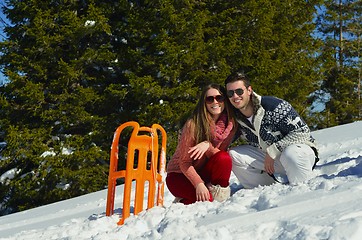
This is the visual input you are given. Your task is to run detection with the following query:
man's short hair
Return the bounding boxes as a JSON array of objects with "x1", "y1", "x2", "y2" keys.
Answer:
[{"x1": 224, "y1": 71, "x2": 251, "y2": 87}]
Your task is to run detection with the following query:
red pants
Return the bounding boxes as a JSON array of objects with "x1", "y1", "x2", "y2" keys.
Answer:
[{"x1": 166, "y1": 150, "x2": 232, "y2": 205}]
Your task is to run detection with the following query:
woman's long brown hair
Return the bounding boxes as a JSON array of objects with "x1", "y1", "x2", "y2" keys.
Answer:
[{"x1": 190, "y1": 83, "x2": 235, "y2": 144}]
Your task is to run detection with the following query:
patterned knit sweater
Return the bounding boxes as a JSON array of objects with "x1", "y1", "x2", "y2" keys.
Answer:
[
  {"x1": 166, "y1": 112, "x2": 236, "y2": 188},
  {"x1": 234, "y1": 92, "x2": 317, "y2": 159}
]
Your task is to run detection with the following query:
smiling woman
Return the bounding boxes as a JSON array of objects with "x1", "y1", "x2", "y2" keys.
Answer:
[{"x1": 166, "y1": 83, "x2": 237, "y2": 205}]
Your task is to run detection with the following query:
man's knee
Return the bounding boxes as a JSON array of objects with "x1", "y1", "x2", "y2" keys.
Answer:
[
  {"x1": 228, "y1": 147, "x2": 244, "y2": 165},
  {"x1": 280, "y1": 144, "x2": 315, "y2": 183},
  {"x1": 281, "y1": 144, "x2": 314, "y2": 167},
  {"x1": 282, "y1": 145, "x2": 301, "y2": 166}
]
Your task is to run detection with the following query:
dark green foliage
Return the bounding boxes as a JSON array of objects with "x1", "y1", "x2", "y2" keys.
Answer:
[
  {"x1": 0, "y1": 124, "x2": 108, "y2": 213},
  {"x1": 0, "y1": 0, "x2": 112, "y2": 214}
]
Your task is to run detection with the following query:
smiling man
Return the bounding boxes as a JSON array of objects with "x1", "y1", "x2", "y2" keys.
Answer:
[{"x1": 224, "y1": 71, "x2": 319, "y2": 188}]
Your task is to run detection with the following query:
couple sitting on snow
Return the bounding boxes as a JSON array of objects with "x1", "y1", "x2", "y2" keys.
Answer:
[{"x1": 166, "y1": 71, "x2": 318, "y2": 204}]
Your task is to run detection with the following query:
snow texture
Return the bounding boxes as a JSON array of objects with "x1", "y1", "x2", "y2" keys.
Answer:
[{"x1": 0, "y1": 121, "x2": 362, "y2": 240}]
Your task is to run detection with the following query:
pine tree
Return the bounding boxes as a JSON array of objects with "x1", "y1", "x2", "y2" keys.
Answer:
[
  {"x1": 0, "y1": 0, "x2": 113, "y2": 214},
  {"x1": 315, "y1": 0, "x2": 361, "y2": 127},
  {"x1": 109, "y1": 0, "x2": 232, "y2": 152},
  {"x1": 235, "y1": 0, "x2": 322, "y2": 120}
]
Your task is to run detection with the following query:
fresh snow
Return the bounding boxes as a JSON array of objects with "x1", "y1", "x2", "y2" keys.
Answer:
[{"x1": 0, "y1": 121, "x2": 362, "y2": 240}]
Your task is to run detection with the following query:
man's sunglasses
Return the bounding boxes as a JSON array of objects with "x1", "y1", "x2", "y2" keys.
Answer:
[
  {"x1": 226, "y1": 88, "x2": 244, "y2": 98},
  {"x1": 205, "y1": 95, "x2": 225, "y2": 104}
]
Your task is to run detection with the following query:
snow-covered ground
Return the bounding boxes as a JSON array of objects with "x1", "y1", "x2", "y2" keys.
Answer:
[{"x1": 0, "y1": 121, "x2": 362, "y2": 240}]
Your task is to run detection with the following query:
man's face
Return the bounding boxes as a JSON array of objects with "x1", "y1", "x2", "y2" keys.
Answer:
[{"x1": 226, "y1": 80, "x2": 252, "y2": 110}]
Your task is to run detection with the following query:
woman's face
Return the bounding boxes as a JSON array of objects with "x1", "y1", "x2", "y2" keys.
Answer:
[{"x1": 205, "y1": 88, "x2": 225, "y2": 119}]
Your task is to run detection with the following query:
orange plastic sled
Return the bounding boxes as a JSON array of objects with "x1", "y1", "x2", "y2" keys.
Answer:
[{"x1": 106, "y1": 121, "x2": 167, "y2": 225}]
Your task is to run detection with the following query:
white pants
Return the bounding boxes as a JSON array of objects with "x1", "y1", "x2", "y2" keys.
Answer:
[{"x1": 229, "y1": 144, "x2": 316, "y2": 189}]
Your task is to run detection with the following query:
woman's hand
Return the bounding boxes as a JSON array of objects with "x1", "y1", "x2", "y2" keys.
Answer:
[
  {"x1": 188, "y1": 141, "x2": 210, "y2": 160},
  {"x1": 195, "y1": 183, "x2": 210, "y2": 202}
]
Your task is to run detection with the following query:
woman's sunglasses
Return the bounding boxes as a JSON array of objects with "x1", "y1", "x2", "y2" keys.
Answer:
[
  {"x1": 205, "y1": 95, "x2": 225, "y2": 104},
  {"x1": 226, "y1": 88, "x2": 244, "y2": 98}
]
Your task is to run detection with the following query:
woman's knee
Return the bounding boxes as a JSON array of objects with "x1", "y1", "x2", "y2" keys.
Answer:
[{"x1": 209, "y1": 150, "x2": 232, "y2": 166}]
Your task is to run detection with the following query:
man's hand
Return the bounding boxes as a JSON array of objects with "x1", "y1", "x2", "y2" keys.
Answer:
[
  {"x1": 264, "y1": 153, "x2": 275, "y2": 174},
  {"x1": 188, "y1": 141, "x2": 210, "y2": 160},
  {"x1": 195, "y1": 182, "x2": 210, "y2": 202}
]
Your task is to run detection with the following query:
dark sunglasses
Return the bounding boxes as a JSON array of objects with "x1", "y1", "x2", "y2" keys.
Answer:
[
  {"x1": 205, "y1": 95, "x2": 225, "y2": 104},
  {"x1": 227, "y1": 88, "x2": 244, "y2": 98}
]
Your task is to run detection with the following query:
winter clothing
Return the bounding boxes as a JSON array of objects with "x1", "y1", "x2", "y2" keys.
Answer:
[
  {"x1": 166, "y1": 150, "x2": 232, "y2": 204},
  {"x1": 166, "y1": 112, "x2": 236, "y2": 204},
  {"x1": 230, "y1": 144, "x2": 316, "y2": 188},
  {"x1": 230, "y1": 92, "x2": 318, "y2": 188}
]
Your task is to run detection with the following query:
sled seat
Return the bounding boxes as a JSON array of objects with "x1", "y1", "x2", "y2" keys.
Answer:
[{"x1": 105, "y1": 121, "x2": 167, "y2": 225}]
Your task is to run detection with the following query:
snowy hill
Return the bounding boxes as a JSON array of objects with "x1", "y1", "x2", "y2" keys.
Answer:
[{"x1": 0, "y1": 121, "x2": 362, "y2": 240}]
